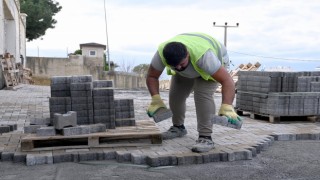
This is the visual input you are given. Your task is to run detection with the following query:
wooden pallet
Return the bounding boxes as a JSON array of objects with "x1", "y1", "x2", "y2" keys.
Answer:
[
  {"x1": 21, "y1": 120, "x2": 162, "y2": 151},
  {"x1": 0, "y1": 53, "x2": 20, "y2": 89},
  {"x1": 237, "y1": 109, "x2": 320, "y2": 123}
]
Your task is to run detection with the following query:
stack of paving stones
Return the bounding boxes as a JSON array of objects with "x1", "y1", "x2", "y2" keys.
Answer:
[
  {"x1": 50, "y1": 76, "x2": 72, "y2": 125},
  {"x1": 114, "y1": 99, "x2": 135, "y2": 126},
  {"x1": 0, "y1": 124, "x2": 17, "y2": 133},
  {"x1": 236, "y1": 71, "x2": 320, "y2": 116},
  {"x1": 92, "y1": 80, "x2": 116, "y2": 129},
  {"x1": 24, "y1": 76, "x2": 136, "y2": 136},
  {"x1": 70, "y1": 76, "x2": 94, "y2": 125}
]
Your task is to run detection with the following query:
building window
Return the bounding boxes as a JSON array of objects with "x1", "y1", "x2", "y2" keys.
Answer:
[{"x1": 89, "y1": 50, "x2": 96, "y2": 56}]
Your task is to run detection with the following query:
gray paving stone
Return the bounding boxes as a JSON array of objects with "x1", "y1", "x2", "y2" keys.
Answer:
[
  {"x1": 51, "y1": 76, "x2": 71, "y2": 84},
  {"x1": 79, "y1": 151, "x2": 97, "y2": 161},
  {"x1": 177, "y1": 153, "x2": 203, "y2": 165},
  {"x1": 62, "y1": 126, "x2": 90, "y2": 136},
  {"x1": 131, "y1": 153, "x2": 147, "y2": 165},
  {"x1": 26, "y1": 153, "x2": 53, "y2": 166},
  {"x1": 89, "y1": 124, "x2": 106, "y2": 133},
  {"x1": 1, "y1": 151, "x2": 14, "y2": 161},
  {"x1": 70, "y1": 82, "x2": 92, "y2": 91},
  {"x1": 36, "y1": 127, "x2": 56, "y2": 136},
  {"x1": 93, "y1": 80, "x2": 113, "y2": 88},
  {"x1": 202, "y1": 152, "x2": 220, "y2": 163},
  {"x1": 24, "y1": 125, "x2": 43, "y2": 134},
  {"x1": 116, "y1": 151, "x2": 131, "y2": 163},
  {"x1": 13, "y1": 151, "x2": 27, "y2": 163},
  {"x1": 53, "y1": 111, "x2": 77, "y2": 130},
  {"x1": 234, "y1": 150, "x2": 252, "y2": 160},
  {"x1": 103, "y1": 150, "x2": 116, "y2": 160},
  {"x1": 71, "y1": 75, "x2": 92, "y2": 83}
]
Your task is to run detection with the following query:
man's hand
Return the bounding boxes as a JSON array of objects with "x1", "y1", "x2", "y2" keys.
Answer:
[
  {"x1": 218, "y1": 104, "x2": 242, "y2": 124},
  {"x1": 147, "y1": 94, "x2": 167, "y2": 117}
]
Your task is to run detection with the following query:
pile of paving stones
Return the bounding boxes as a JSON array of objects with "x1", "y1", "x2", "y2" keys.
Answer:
[
  {"x1": 0, "y1": 124, "x2": 17, "y2": 134},
  {"x1": 236, "y1": 71, "x2": 320, "y2": 116},
  {"x1": 24, "y1": 75, "x2": 135, "y2": 136}
]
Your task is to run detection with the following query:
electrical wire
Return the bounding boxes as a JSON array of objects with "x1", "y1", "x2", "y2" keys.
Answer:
[{"x1": 228, "y1": 50, "x2": 320, "y2": 62}]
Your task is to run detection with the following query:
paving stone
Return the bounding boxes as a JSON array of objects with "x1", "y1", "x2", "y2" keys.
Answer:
[
  {"x1": 234, "y1": 150, "x2": 252, "y2": 160},
  {"x1": 36, "y1": 127, "x2": 56, "y2": 136},
  {"x1": 103, "y1": 150, "x2": 116, "y2": 160},
  {"x1": 116, "y1": 151, "x2": 131, "y2": 163},
  {"x1": 71, "y1": 75, "x2": 92, "y2": 83},
  {"x1": 13, "y1": 151, "x2": 27, "y2": 163},
  {"x1": 93, "y1": 80, "x2": 113, "y2": 88},
  {"x1": 177, "y1": 153, "x2": 203, "y2": 165},
  {"x1": 201, "y1": 152, "x2": 221, "y2": 163},
  {"x1": 79, "y1": 151, "x2": 97, "y2": 161},
  {"x1": 131, "y1": 153, "x2": 147, "y2": 165},
  {"x1": 24, "y1": 125, "x2": 43, "y2": 134},
  {"x1": 89, "y1": 124, "x2": 106, "y2": 133},
  {"x1": 30, "y1": 118, "x2": 50, "y2": 125},
  {"x1": 62, "y1": 126, "x2": 90, "y2": 136},
  {"x1": 1, "y1": 151, "x2": 14, "y2": 161},
  {"x1": 70, "y1": 82, "x2": 92, "y2": 91},
  {"x1": 51, "y1": 76, "x2": 71, "y2": 84},
  {"x1": 26, "y1": 153, "x2": 53, "y2": 166},
  {"x1": 0, "y1": 126, "x2": 10, "y2": 133},
  {"x1": 53, "y1": 111, "x2": 77, "y2": 130}
]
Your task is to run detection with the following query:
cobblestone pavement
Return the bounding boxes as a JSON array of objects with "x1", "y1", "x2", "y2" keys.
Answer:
[{"x1": 0, "y1": 85, "x2": 320, "y2": 166}]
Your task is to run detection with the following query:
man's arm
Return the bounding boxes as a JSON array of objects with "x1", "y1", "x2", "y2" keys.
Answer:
[
  {"x1": 146, "y1": 65, "x2": 163, "y2": 96},
  {"x1": 211, "y1": 66, "x2": 235, "y2": 105}
]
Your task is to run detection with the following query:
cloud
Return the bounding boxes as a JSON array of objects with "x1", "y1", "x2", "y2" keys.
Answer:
[{"x1": 26, "y1": 0, "x2": 320, "y2": 71}]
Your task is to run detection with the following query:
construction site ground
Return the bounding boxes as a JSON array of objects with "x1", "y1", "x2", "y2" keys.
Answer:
[{"x1": 1, "y1": 85, "x2": 320, "y2": 179}]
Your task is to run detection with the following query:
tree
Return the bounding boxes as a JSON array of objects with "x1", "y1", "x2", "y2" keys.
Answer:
[
  {"x1": 20, "y1": 0, "x2": 62, "y2": 41},
  {"x1": 74, "y1": 49, "x2": 82, "y2": 55},
  {"x1": 133, "y1": 64, "x2": 150, "y2": 75}
]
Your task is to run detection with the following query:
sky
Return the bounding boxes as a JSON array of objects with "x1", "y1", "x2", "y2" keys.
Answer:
[{"x1": 26, "y1": 0, "x2": 320, "y2": 73}]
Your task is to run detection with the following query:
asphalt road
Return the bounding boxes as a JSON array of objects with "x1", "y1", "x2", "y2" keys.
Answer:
[{"x1": 1, "y1": 140, "x2": 320, "y2": 180}]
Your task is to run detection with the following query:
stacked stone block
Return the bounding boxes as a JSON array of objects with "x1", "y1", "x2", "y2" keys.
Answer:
[
  {"x1": 70, "y1": 76, "x2": 94, "y2": 125},
  {"x1": 114, "y1": 99, "x2": 135, "y2": 126},
  {"x1": 93, "y1": 88, "x2": 116, "y2": 129},
  {"x1": 48, "y1": 76, "x2": 135, "y2": 129},
  {"x1": 236, "y1": 71, "x2": 320, "y2": 116}
]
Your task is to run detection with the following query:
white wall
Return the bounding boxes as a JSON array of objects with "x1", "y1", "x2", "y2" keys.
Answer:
[{"x1": 0, "y1": 0, "x2": 26, "y2": 89}]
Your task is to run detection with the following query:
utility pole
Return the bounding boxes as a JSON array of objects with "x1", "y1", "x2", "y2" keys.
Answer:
[
  {"x1": 213, "y1": 22, "x2": 239, "y2": 47},
  {"x1": 104, "y1": 0, "x2": 111, "y2": 70}
]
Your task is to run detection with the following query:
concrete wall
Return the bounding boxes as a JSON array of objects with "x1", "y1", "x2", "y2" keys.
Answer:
[{"x1": 26, "y1": 56, "x2": 147, "y2": 89}]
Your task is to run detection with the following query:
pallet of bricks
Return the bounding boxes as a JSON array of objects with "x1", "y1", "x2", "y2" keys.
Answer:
[
  {"x1": 236, "y1": 71, "x2": 320, "y2": 123},
  {"x1": 21, "y1": 75, "x2": 161, "y2": 151}
]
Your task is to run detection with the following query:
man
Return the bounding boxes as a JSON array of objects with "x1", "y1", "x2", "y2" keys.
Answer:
[{"x1": 146, "y1": 32, "x2": 241, "y2": 153}]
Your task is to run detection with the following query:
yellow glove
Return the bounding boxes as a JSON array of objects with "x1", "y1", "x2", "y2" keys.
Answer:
[
  {"x1": 218, "y1": 104, "x2": 242, "y2": 124},
  {"x1": 147, "y1": 94, "x2": 167, "y2": 117}
]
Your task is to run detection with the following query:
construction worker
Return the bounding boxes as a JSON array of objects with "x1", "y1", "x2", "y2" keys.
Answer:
[{"x1": 146, "y1": 32, "x2": 241, "y2": 153}]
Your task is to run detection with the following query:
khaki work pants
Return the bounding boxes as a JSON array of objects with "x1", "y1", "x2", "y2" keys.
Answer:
[{"x1": 169, "y1": 74, "x2": 218, "y2": 137}]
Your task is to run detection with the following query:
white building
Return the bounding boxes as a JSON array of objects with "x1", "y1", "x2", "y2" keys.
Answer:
[{"x1": 0, "y1": 0, "x2": 27, "y2": 88}]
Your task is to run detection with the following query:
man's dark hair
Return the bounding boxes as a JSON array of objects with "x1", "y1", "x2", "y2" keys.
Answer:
[{"x1": 163, "y1": 42, "x2": 187, "y2": 67}]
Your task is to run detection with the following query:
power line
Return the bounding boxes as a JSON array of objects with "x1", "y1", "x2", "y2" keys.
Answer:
[{"x1": 228, "y1": 50, "x2": 320, "y2": 62}]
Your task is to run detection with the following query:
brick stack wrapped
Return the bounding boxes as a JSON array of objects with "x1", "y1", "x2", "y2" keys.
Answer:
[
  {"x1": 49, "y1": 75, "x2": 136, "y2": 129},
  {"x1": 236, "y1": 71, "x2": 320, "y2": 116}
]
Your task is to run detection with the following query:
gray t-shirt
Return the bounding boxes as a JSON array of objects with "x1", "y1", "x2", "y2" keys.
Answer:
[{"x1": 151, "y1": 49, "x2": 227, "y2": 78}]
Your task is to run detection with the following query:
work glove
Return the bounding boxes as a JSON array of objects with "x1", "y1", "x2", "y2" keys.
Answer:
[
  {"x1": 218, "y1": 104, "x2": 242, "y2": 125},
  {"x1": 147, "y1": 94, "x2": 167, "y2": 117}
]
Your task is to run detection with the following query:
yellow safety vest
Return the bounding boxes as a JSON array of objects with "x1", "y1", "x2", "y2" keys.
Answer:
[{"x1": 158, "y1": 32, "x2": 222, "y2": 81}]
